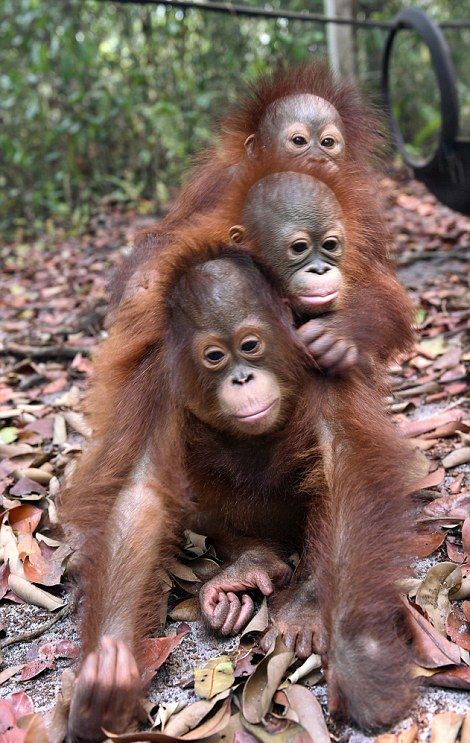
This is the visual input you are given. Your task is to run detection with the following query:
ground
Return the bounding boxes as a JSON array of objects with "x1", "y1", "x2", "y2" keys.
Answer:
[{"x1": 0, "y1": 171, "x2": 469, "y2": 742}]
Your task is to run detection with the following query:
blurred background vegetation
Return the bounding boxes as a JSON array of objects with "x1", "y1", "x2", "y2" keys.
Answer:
[{"x1": 1, "y1": 0, "x2": 469, "y2": 237}]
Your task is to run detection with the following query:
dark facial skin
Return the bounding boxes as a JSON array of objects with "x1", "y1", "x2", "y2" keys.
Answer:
[
  {"x1": 245, "y1": 95, "x2": 345, "y2": 170},
  {"x1": 231, "y1": 172, "x2": 358, "y2": 374},
  {"x1": 171, "y1": 259, "x2": 295, "y2": 437},
  {"x1": 241, "y1": 172, "x2": 344, "y2": 316}
]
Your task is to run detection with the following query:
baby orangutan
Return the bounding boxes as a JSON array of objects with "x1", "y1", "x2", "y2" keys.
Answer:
[
  {"x1": 111, "y1": 62, "x2": 383, "y2": 308},
  {"x1": 61, "y1": 234, "x2": 416, "y2": 738},
  {"x1": 197, "y1": 168, "x2": 413, "y2": 648},
  {"x1": 223, "y1": 163, "x2": 414, "y2": 376}
]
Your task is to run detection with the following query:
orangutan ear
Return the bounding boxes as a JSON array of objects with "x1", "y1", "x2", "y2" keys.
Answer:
[
  {"x1": 244, "y1": 134, "x2": 256, "y2": 157},
  {"x1": 229, "y1": 225, "x2": 246, "y2": 244}
]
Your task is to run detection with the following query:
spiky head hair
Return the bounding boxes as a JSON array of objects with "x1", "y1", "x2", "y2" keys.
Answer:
[{"x1": 220, "y1": 62, "x2": 385, "y2": 166}]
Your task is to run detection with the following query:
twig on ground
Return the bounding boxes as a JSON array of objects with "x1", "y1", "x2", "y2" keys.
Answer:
[
  {"x1": 0, "y1": 593, "x2": 77, "y2": 651},
  {"x1": 1, "y1": 344, "x2": 91, "y2": 360},
  {"x1": 397, "y1": 245, "x2": 469, "y2": 267}
]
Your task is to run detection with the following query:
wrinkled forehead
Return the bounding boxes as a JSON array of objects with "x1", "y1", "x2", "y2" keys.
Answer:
[
  {"x1": 173, "y1": 259, "x2": 272, "y2": 334},
  {"x1": 262, "y1": 94, "x2": 343, "y2": 131},
  {"x1": 243, "y1": 172, "x2": 342, "y2": 230}
]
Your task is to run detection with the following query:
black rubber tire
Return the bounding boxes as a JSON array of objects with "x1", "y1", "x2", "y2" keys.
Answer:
[{"x1": 381, "y1": 7, "x2": 459, "y2": 168}]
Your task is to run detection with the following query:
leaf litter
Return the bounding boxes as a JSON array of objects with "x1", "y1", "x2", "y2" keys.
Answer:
[{"x1": 0, "y1": 175, "x2": 469, "y2": 740}]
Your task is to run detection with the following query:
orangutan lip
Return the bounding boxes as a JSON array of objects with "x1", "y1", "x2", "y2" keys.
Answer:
[
  {"x1": 235, "y1": 399, "x2": 277, "y2": 422},
  {"x1": 298, "y1": 291, "x2": 338, "y2": 306}
]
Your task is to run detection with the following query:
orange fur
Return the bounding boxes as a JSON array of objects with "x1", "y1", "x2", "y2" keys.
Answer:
[
  {"x1": 60, "y1": 221, "x2": 416, "y2": 732},
  {"x1": 110, "y1": 62, "x2": 384, "y2": 307}
]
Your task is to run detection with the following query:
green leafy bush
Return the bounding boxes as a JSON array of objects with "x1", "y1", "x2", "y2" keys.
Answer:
[{"x1": 0, "y1": 0, "x2": 468, "y2": 237}]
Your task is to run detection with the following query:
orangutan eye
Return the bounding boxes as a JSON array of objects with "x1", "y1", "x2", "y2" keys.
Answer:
[
  {"x1": 321, "y1": 136, "x2": 336, "y2": 148},
  {"x1": 290, "y1": 239, "x2": 309, "y2": 255},
  {"x1": 203, "y1": 347, "x2": 226, "y2": 366},
  {"x1": 240, "y1": 336, "x2": 263, "y2": 356},
  {"x1": 322, "y1": 238, "x2": 339, "y2": 251},
  {"x1": 291, "y1": 134, "x2": 308, "y2": 147}
]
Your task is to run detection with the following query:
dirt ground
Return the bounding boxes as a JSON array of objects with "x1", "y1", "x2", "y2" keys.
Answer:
[{"x1": 0, "y1": 172, "x2": 469, "y2": 741}]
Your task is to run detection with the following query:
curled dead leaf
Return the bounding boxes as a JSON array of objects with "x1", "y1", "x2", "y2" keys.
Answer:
[
  {"x1": 164, "y1": 690, "x2": 230, "y2": 737},
  {"x1": 7, "y1": 573, "x2": 64, "y2": 610},
  {"x1": 443, "y1": 448, "x2": 470, "y2": 470},
  {"x1": 416, "y1": 563, "x2": 462, "y2": 633},
  {"x1": 242, "y1": 636, "x2": 294, "y2": 724},
  {"x1": 404, "y1": 599, "x2": 461, "y2": 667},
  {"x1": 168, "y1": 598, "x2": 200, "y2": 622},
  {"x1": 275, "y1": 684, "x2": 329, "y2": 743},
  {"x1": 241, "y1": 598, "x2": 269, "y2": 638}
]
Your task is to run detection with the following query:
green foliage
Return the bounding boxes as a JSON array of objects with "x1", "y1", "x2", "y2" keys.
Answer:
[
  {"x1": 0, "y1": 0, "x2": 468, "y2": 237},
  {"x1": 0, "y1": 0, "x2": 327, "y2": 236}
]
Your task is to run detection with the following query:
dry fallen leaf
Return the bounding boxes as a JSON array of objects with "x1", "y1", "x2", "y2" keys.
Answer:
[
  {"x1": 242, "y1": 636, "x2": 294, "y2": 724},
  {"x1": 442, "y1": 448, "x2": 470, "y2": 470},
  {"x1": 164, "y1": 690, "x2": 230, "y2": 737},
  {"x1": 275, "y1": 684, "x2": 329, "y2": 743},
  {"x1": 404, "y1": 599, "x2": 461, "y2": 667},
  {"x1": 141, "y1": 624, "x2": 190, "y2": 687},
  {"x1": 240, "y1": 597, "x2": 269, "y2": 638},
  {"x1": 430, "y1": 711, "x2": 464, "y2": 743},
  {"x1": 8, "y1": 504, "x2": 43, "y2": 534},
  {"x1": 194, "y1": 655, "x2": 234, "y2": 699},
  {"x1": 416, "y1": 563, "x2": 462, "y2": 633},
  {"x1": 412, "y1": 531, "x2": 446, "y2": 558},
  {"x1": 7, "y1": 574, "x2": 64, "y2": 611},
  {"x1": 424, "y1": 493, "x2": 470, "y2": 521},
  {"x1": 422, "y1": 665, "x2": 470, "y2": 690},
  {"x1": 168, "y1": 597, "x2": 200, "y2": 622},
  {"x1": 445, "y1": 606, "x2": 470, "y2": 651}
]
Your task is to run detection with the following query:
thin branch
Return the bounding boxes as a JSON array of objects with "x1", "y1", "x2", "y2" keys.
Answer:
[
  {"x1": 0, "y1": 594, "x2": 78, "y2": 651},
  {"x1": 1, "y1": 344, "x2": 91, "y2": 360}
]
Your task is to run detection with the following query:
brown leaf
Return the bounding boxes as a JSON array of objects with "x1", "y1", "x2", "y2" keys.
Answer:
[
  {"x1": 424, "y1": 493, "x2": 470, "y2": 521},
  {"x1": 7, "y1": 574, "x2": 64, "y2": 611},
  {"x1": 5, "y1": 691, "x2": 34, "y2": 720},
  {"x1": 445, "y1": 606, "x2": 470, "y2": 650},
  {"x1": 401, "y1": 410, "x2": 465, "y2": 438},
  {"x1": 168, "y1": 598, "x2": 200, "y2": 622},
  {"x1": 412, "y1": 531, "x2": 445, "y2": 558},
  {"x1": 20, "y1": 639, "x2": 79, "y2": 680},
  {"x1": 9, "y1": 478, "x2": 46, "y2": 498},
  {"x1": 446, "y1": 539, "x2": 465, "y2": 564},
  {"x1": 422, "y1": 664, "x2": 470, "y2": 689},
  {"x1": 8, "y1": 504, "x2": 42, "y2": 534},
  {"x1": 141, "y1": 624, "x2": 190, "y2": 687},
  {"x1": 0, "y1": 665, "x2": 24, "y2": 686},
  {"x1": 182, "y1": 697, "x2": 231, "y2": 740},
  {"x1": 417, "y1": 468, "x2": 445, "y2": 490},
  {"x1": 463, "y1": 518, "x2": 470, "y2": 558},
  {"x1": 164, "y1": 691, "x2": 230, "y2": 738},
  {"x1": 275, "y1": 685, "x2": 329, "y2": 743},
  {"x1": 404, "y1": 600, "x2": 461, "y2": 667},
  {"x1": 242, "y1": 636, "x2": 294, "y2": 724},
  {"x1": 416, "y1": 563, "x2": 462, "y2": 633},
  {"x1": 375, "y1": 724, "x2": 418, "y2": 743},
  {"x1": 241, "y1": 597, "x2": 269, "y2": 637}
]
